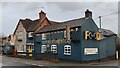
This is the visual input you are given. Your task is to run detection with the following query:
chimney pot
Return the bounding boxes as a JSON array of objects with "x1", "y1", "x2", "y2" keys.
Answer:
[
  {"x1": 85, "y1": 9, "x2": 92, "y2": 18},
  {"x1": 39, "y1": 10, "x2": 46, "y2": 21}
]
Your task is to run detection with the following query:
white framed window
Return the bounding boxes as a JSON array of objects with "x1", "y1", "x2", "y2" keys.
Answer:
[
  {"x1": 57, "y1": 31, "x2": 60, "y2": 33},
  {"x1": 18, "y1": 31, "x2": 23, "y2": 39},
  {"x1": 31, "y1": 45, "x2": 34, "y2": 50},
  {"x1": 64, "y1": 30, "x2": 66, "y2": 38},
  {"x1": 51, "y1": 45, "x2": 57, "y2": 53},
  {"x1": 64, "y1": 45, "x2": 71, "y2": 55},
  {"x1": 42, "y1": 34, "x2": 46, "y2": 40},
  {"x1": 27, "y1": 45, "x2": 34, "y2": 51},
  {"x1": 75, "y1": 28, "x2": 79, "y2": 31},
  {"x1": 70, "y1": 29, "x2": 74, "y2": 32},
  {"x1": 41, "y1": 45, "x2": 47, "y2": 53},
  {"x1": 54, "y1": 31, "x2": 56, "y2": 33},
  {"x1": 28, "y1": 32, "x2": 33, "y2": 37}
]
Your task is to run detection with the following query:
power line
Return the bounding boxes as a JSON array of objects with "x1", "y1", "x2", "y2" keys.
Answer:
[
  {"x1": 99, "y1": 12, "x2": 120, "y2": 18},
  {"x1": 97, "y1": 11, "x2": 119, "y2": 29}
]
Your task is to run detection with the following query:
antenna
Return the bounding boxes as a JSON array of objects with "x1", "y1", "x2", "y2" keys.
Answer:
[{"x1": 41, "y1": 6, "x2": 44, "y2": 10}]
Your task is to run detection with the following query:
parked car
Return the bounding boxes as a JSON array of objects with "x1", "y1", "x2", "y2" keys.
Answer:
[{"x1": 2, "y1": 44, "x2": 15, "y2": 55}]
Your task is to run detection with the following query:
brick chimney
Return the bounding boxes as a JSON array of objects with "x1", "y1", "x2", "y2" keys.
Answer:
[
  {"x1": 85, "y1": 9, "x2": 92, "y2": 18},
  {"x1": 39, "y1": 10, "x2": 46, "y2": 21}
]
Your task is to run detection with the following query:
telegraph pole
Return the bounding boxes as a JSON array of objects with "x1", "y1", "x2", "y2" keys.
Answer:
[{"x1": 98, "y1": 16, "x2": 102, "y2": 29}]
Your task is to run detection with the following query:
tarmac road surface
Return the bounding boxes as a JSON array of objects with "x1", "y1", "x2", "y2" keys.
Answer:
[{"x1": 1, "y1": 55, "x2": 120, "y2": 68}]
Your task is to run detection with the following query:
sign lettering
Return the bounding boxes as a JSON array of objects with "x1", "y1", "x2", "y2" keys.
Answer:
[{"x1": 85, "y1": 31, "x2": 100, "y2": 40}]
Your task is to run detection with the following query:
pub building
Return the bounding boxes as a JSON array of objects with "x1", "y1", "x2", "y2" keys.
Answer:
[{"x1": 31, "y1": 9, "x2": 116, "y2": 62}]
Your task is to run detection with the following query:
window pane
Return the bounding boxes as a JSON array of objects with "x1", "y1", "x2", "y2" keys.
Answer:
[
  {"x1": 64, "y1": 45, "x2": 71, "y2": 55},
  {"x1": 41, "y1": 45, "x2": 46, "y2": 53},
  {"x1": 68, "y1": 47, "x2": 70, "y2": 48},
  {"x1": 68, "y1": 52, "x2": 71, "y2": 53},
  {"x1": 51, "y1": 45, "x2": 57, "y2": 53},
  {"x1": 68, "y1": 49, "x2": 71, "y2": 51},
  {"x1": 65, "y1": 49, "x2": 68, "y2": 51}
]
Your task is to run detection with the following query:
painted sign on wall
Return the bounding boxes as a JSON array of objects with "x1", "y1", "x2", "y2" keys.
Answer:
[
  {"x1": 42, "y1": 39, "x2": 66, "y2": 44},
  {"x1": 84, "y1": 48, "x2": 98, "y2": 55},
  {"x1": 85, "y1": 31, "x2": 100, "y2": 40}
]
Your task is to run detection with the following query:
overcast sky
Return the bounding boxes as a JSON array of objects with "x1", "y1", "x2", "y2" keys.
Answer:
[{"x1": 1, "y1": 2, "x2": 119, "y2": 36}]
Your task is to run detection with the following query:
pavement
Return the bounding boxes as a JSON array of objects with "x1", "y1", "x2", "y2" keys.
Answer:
[{"x1": 1, "y1": 55, "x2": 120, "y2": 68}]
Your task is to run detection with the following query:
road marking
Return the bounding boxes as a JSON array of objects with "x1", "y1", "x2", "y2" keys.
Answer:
[
  {"x1": 12, "y1": 60, "x2": 17, "y2": 62},
  {"x1": 38, "y1": 64, "x2": 44, "y2": 66},
  {"x1": 27, "y1": 63, "x2": 31, "y2": 64},
  {"x1": 25, "y1": 63, "x2": 29, "y2": 64},
  {"x1": 25, "y1": 63, "x2": 44, "y2": 66},
  {"x1": 31, "y1": 64, "x2": 37, "y2": 66}
]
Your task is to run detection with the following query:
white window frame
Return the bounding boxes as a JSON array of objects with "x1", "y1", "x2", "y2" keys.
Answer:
[
  {"x1": 18, "y1": 31, "x2": 23, "y2": 39},
  {"x1": 51, "y1": 45, "x2": 57, "y2": 53},
  {"x1": 28, "y1": 32, "x2": 33, "y2": 37},
  {"x1": 26, "y1": 45, "x2": 34, "y2": 51},
  {"x1": 70, "y1": 29, "x2": 74, "y2": 32},
  {"x1": 64, "y1": 30, "x2": 66, "y2": 38},
  {"x1": 41, "y1": 45, "x2": 47, "y2": 53},
  {"x1": 64, "y1": 45, "x2": 71, "y2": 55},
  {"x1": 76, "y1": 28, "x2": 79, "y2": 31},
  {"x1": 42, "y1": 34, "x2": 46, "y2": 40}
]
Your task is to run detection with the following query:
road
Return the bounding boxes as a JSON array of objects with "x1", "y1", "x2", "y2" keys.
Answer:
[
  {"x1": 1, "y1": 55, "x2": 38, "y2": 68},
  {"x1": 2, "y1": 57, "x2": 31, "y2": 66},
  {"x1": 1, "y1": 55, "x2": 120, "y2": 68}
]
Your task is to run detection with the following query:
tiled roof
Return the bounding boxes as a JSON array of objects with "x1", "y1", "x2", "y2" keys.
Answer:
[
  {"x1": 99, "y1": 28, "x2": 116, "y2": 37},
  {"x1": 49, "y1": 21, "x2": 59, "y2": 25},
  {"x1": 27, "y1": 18, "x2": 59, "y2": 32},
  {"x1": 98, "y1": 28, "x2": 116, "y2": 40},
  {"x1": 14, "y1": 14, "x2": 59, "y2": 34},
  {"x1": 36, "y1": 18, "x2": 86, "y2": 33},
  {"x1": 27, "y1": 19, "x2": 39, "y2": 32},
  {"x1": 13, "y1": 19, "x2": 32, "y2": 35},
  {"x1": 20, "y1": 19, "x2": 32, "y2": 31}
]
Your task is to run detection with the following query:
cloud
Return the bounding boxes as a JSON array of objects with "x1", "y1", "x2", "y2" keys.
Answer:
[
  {"x1": 47, "y1": 2, "x2": 118, "y2": 34},
  {"x1": 0, "y1": 3, "x2": 2, "y2": 34},
  {"x1": 1, "y1": 0, "x2": 119, "y2": 2},
  {"x1": 1, "y1": 2, "x2": 118, "y2": 36},
  {"x1": 48, "y1": 2, "x2": 85, "y2": 11},
  {"x1": 118, "y1": 2, "x2": 120, "y2": 34}
]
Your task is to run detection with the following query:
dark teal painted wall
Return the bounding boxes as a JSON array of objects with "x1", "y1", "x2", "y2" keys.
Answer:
[
  {"x1": 32, "y1": 18, "x2": 116, "y2": 61},
  {"x1": 99, "y1": 36, "x2": 116, "y2": 59},
  {"x1": 80, "y1": 18, "x2": 99, "y2": 61},
  {"x1": 26, "y1": 37, "x2": 34, "y2": 43},
  {"x1": 106, "y1": 36, "x2": 116, "y2": 56},
  {"x1": 99, "y1": 39, "x2": 107, "y2": 59}
]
